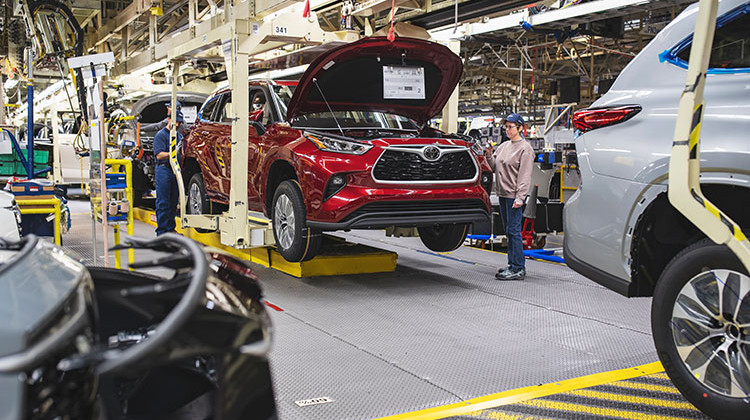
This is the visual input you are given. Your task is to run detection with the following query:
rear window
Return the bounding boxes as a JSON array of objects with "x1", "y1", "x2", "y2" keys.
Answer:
[{"x1": 670, "y1": 4, "x2": 750, "y2": 71}]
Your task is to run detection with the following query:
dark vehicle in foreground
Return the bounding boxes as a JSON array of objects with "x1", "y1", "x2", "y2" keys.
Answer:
[
  {"x1": 0, "y1": 234, "x2": 276, "y2": 419},
  {"x1": 182, "y1": 37, "x2": 493, "y2": 262}
]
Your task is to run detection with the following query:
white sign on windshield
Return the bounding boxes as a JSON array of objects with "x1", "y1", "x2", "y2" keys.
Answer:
[
  {"x1": 383, "y1": 65, "x2": 425, "y2": 100},
  {"x1": 182, "y1": 106, "x2": 197, "y2": 124}
]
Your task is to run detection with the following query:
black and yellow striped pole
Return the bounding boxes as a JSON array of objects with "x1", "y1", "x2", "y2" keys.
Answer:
[
  {"x1": 169, "y1": 60, "x2": 187, "y2": 223},
  {"x1": 668, "y1": 0, "x2": 750, "y2": 272}
]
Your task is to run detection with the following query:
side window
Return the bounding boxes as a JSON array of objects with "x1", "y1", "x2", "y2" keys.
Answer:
[
  {"x1": 199, "y1": 96, "x2": 220, "y2": 122},
  {"x1": 217, "y1": 93, "x2": 234, "y2": 123},
  {"x1": 250, "y1": 89, "x2": 271, "y2": 124},
  {"x1": 673, "y1": 7, "x2": 750, "y2": 70}
]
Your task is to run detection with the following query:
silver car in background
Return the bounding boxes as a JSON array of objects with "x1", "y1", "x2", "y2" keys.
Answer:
[
  {"x1": 0, "y1": 190, "x2": 21, "y2": 241},
  {"x1": 564, "y1": 1, "x2": 750, "y2": 419}
]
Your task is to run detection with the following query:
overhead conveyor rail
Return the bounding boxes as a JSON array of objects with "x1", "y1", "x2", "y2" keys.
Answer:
[{"x1": 430, "y1": 0, "x2": 695, "y2": 40}]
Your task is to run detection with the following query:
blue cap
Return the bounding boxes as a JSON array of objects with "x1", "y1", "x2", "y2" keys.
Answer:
[
  {"x1": 175, "y1": 110, "x2": 184, "y2": 123},
  {"x1": 503, "y1": 113, "x2": 525, "y2": 126},
  {"x1": 166, "y1": 100, "x2": 182, "y2": 109}
]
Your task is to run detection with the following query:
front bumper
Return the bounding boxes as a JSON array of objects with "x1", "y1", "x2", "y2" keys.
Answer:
[{"x1": 308, "y1": 198, "x2": 490, "y2": 230}]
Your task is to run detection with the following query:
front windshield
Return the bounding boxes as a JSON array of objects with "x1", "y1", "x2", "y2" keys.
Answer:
[{"x1": 293, "y1": 111, "x2": 420, "y2": 130}]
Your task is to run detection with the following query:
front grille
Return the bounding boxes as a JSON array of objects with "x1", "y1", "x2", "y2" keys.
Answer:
[{"x1": 373, "y1": 148, "x2": 476, "y2": 182}]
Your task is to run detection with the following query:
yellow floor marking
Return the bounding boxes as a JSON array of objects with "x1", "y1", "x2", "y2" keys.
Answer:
[
  {"x1": 465, "y1": 410, "x2": 554, "y2": 420},
  {"x1": 520, "y1": 399, "x2": 695, "y2": 420},
  {"x1": 652, "y1": 372, "x2": 672, "y2": 380},
  {"x1": 567, "y1": 389, "x2": 698, "y2": 411},
  {"x1": 373, "y1": 362, "x2": 664, "y2": 420},
  {"x1": 608, "y1": 380, "x2": 682, "y2": 395}
]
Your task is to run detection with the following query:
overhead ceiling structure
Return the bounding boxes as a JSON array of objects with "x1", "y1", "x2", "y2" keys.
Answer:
[{"x1": 0, "y1": 0, "x2": 696, "y2": 121}]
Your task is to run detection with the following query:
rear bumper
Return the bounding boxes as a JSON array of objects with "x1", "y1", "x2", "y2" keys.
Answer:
[
  {"x1": 308, "y1": 199, "x2": 490, "y2": 230},
  {"x1": 563, "y1": 232, "x2": 633, "y2": 297}
]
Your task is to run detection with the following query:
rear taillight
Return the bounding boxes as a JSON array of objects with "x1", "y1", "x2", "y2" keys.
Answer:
[{"x1": 572, "y1": 105, "x2": 642, "y2": 133}]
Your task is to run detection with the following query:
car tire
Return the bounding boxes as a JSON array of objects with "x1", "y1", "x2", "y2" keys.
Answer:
[
  {"x1": 418, "y1": 223, "x2": 469, "y2": 252},
  {"x1": 187, "y1": 173, "x2": 214, "y2": 233},
  {"x1": 652, "y1": 238, "x2": 750, "y2": 420},
  {"x1": 272, "y1": 180, "x2": 321, "y2": 262}
]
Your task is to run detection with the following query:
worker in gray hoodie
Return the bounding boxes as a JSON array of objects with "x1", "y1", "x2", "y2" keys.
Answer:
[{"x1": 491, "y1": 113, "x2": 534, "y2": 280}]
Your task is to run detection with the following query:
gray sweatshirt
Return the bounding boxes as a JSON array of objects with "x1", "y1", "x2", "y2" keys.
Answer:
[{"x1": 491, "y1": 138, "x2": 535, "y2": 205}]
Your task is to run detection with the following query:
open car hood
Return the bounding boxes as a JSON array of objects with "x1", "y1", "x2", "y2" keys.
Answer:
[{"x1": 286, "y1": 37, "x2": 462, "y2": 125}]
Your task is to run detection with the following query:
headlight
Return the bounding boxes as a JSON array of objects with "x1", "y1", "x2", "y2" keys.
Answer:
[{"x1": 306, "y1": 133, "x2": 372, "y2": 155}]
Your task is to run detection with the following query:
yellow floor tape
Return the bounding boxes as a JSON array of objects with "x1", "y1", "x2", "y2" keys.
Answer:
[{"x1": 375, "y1": 362, "x2": 665, "y2": 420}]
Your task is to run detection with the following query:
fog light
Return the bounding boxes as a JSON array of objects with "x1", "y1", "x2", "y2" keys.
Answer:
[{"x1": 324, "y1": 174, "x2": 347, "y2": 201}]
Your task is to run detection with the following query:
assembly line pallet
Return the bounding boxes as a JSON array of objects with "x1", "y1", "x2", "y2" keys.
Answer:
[{"x1": 133, "y1": 207, "x2": 398, "y2": 278}]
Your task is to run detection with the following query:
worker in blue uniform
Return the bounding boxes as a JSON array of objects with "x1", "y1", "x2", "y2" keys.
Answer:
[{"x1": 152, "y1": 110, "x2": 184, "y2": 235}]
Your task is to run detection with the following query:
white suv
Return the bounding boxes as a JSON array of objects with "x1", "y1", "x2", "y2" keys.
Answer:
[{"x1": 564, "y1": 1, "x2": 750, "y2": 419}]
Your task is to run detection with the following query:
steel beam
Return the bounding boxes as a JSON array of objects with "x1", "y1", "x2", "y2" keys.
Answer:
[
  {"x1": 220, "y1": 32, "x2": 252, "y2": 247},
  {"x1": 89, "y1": 0, "x2": 159, "y2": 49},
  {"x1": 440, "y1": 40, "x2": 460, "y2": 134}
]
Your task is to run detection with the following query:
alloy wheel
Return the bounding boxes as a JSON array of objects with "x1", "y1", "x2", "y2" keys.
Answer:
[
  {"x1": 274, "y1": 194, "x2": 295, "y2": 250},
  {"x1": 189, "y1": 183, "x2": 202, "y2": 214},
  {"x1": 671, "y1": 269, "x2": 750, "y2": 398}
]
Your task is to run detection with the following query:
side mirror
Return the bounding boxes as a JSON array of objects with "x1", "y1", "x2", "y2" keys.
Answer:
[{"x1": 251, "y1": 121, "x2": 266, "y2": 136}]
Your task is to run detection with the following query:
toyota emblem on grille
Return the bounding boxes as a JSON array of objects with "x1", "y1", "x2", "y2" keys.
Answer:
[{"x1": 422, "y1": 145, "x2": 441, "y2": 161}]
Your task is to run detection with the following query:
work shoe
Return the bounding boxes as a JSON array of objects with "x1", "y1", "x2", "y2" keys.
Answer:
[
  {"x1": 496, "y1": 266, "x2": 511, "y2": 276},
  {"x1": 495, "y1": 269, "x2": 525, "y2": 281}
]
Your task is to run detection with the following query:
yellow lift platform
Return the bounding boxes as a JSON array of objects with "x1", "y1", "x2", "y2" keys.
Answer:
[{"x1": 133, "y1": 207, "x2": 397, "y2": 278}]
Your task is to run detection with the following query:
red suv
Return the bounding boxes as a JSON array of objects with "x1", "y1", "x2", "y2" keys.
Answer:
[{"x1": 181, "y1": 37, "x2": 493, "y2": 262}]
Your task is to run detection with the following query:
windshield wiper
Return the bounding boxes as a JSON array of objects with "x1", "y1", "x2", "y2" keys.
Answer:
[{"x1": 312, "y1": 78, "x2": 345, "y2": 137}]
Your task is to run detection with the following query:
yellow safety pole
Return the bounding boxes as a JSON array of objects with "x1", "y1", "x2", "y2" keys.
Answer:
[
  {"x1": 105, "y1": 158, "x2": 135, "y2": 269},
  {"x1": 124, "y1": 160, "x2": 134, "y2": 267},
  {"x1": 113, "y1": 225, "x2": 121, "y2": 268},
  {"x1": 16, "y1": 198, "x2": 62, "y2": 245}
]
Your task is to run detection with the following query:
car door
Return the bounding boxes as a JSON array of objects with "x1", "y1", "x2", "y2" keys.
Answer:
[
  {"x1": 192, "y1": 94, "x2": 224, "y2": 196},
  {"x1": 215, "y1": 90, "x2": 263, "y2": 206},
  {"x1": 246, "y1": 87, "x2": 271, "y2": 211}
]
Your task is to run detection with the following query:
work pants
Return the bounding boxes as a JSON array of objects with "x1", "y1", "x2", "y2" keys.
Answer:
[
  {"x1": 155, "y1": 164, "x2": 178, "y2": 235},
  {"x1": 499, "y1": 197, "x2": 525, "y2": 272}
]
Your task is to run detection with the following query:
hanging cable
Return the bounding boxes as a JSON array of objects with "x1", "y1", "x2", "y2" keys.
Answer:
[
  {"x1": 55, "y1": 56, "x2": 76, "y2": 117},
  {"x1": 387, "y1": 0, "x2": 396, "y2": 41}
]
